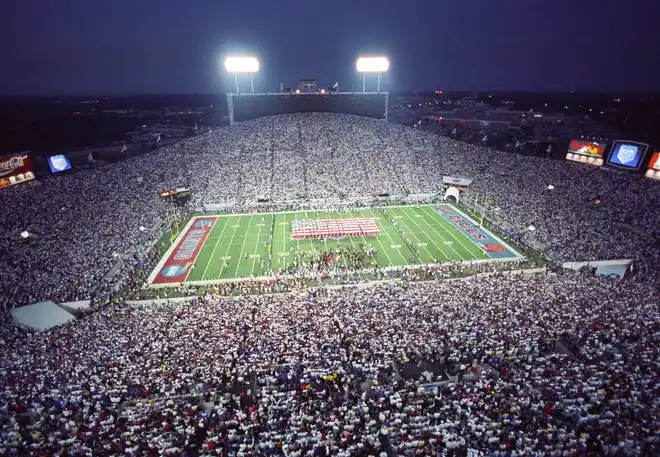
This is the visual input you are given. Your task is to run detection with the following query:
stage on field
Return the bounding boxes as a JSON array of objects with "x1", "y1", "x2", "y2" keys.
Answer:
[{"x1": 147, "y1": 204, "x2": 522, "y2": 287}]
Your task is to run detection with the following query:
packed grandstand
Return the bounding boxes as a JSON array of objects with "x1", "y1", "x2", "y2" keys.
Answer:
[{"x1": 0, "y1": 112, "x2": 658, "y2": 456}]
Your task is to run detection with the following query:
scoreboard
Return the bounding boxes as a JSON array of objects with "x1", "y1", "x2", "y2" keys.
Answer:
[
  {"x1": 565, "y1": 139, "x2": 607, "y2": 167},
  {"x1": 606, "y1": 141, "x2": 649, "y2": 171},
  {"x1": 0, "y1": 153, "x2": 36, "y2": 189},
  {"x1": 159, "y1": 189, "x2": 178, "y2": 198},
  {"x1": 0, "y1": 172, "x2": 35, "y2": 189},
  {"x1": 158, "y1": 187, "x2": 190, "y2": 199}
]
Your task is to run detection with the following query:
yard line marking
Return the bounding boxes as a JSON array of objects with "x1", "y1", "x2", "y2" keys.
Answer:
[
  {"x1": 217, "y1": 215, "x2": 244, "y2": 279},
  {"x1": 232, "y1": 214, "x2": 254, "y2": 278},
  {"x1": 200, "y1": 217, "x2": 230, "y2": 280},
  {"x1": 426, "y1": 205, "x2": 490, "y2": 259},
  {"x1": 292, "y1": 212, "x2": 304, "y2": 271},
  {"x1": 419, "y1": 206, "x2": 483, "y2": 260},
  {"x1": 362, "y1": 209, "x2": 395, "y2": 266},
  {"x1": 347, "y1": 211, "x2": 380, "y2": 272},
  {"x1": 250, "y1": 214, "x2": 266, "y2": 276},
  {"x1": 415, "y1": 206, "x2": 472, "y2": 260},
  {"x1": 398, "y1": 208, "x2": 444, "y2": 261},
  {"x1": 308, "y1": 210, "x2": 343, "y2": 274},
  {"x1": 400, "y1": 206, "x2": 462, "y2": 260},
  {"x1": 188, "y1": 203, "x2": 444, "y2": 219},
  {"x1": 279, "y1": 212, "x2": 287, "y2": 273},
  {"x1": 378, "y1": 208, "x2": 419, "y2": 266},
  {"x1": 326, "y1": 210, "x2": 360, "y2": 279},
  {"x1": 448, "y1": 204, "x2": 523, "y2": 260},
  {"x1": 152, "y1": 204, "x2": 525, "y2": 287},
  {"x1": 370, "y1": 209, "x2": 402, "y2": 266},
  {"x1": 388, "y1": 207, "x2": 442, "y2": 262}
]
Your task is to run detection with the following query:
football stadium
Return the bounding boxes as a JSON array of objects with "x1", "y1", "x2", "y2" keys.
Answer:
[
  {"x1": 148, "y1": 204, "x2": 521, "y2": 286},
  {"x1": 1, "y1": 33, "x2": 660, "y2": 457}
]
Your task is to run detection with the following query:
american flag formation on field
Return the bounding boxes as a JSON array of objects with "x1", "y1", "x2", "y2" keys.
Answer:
[{"x1": 291, "y1": 218, "x2": 380, "y2": 240}]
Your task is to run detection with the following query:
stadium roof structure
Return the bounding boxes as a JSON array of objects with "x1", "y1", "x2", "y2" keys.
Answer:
[{"x1": 11, "y1": 300, "x2": 76, "y2": 332}]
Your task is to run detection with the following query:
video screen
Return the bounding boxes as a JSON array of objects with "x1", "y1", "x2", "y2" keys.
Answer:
[
  {"x1": 47, "y1": 154, "x2": 72, "y2": 173},
  {"x1": 567, "y1": 139, "x2": 606, "y2": 158},
  {"x1": 565, "y1": 139, "x2": 607, "y2": 167},
  {"x1": 606, "y1": 141, "x2": 648, "y2": 170}
]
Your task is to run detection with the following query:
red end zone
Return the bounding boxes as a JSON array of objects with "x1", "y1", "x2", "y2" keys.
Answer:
[{"x1": 151, "y1": 216, "x2": 218, "y2": 285}]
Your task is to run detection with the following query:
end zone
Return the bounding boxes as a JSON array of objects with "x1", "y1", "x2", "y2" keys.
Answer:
[
  {"x1": 148, "y1": 216, "x2": 218, "y2": 286},
  {"x1": 435, "y1": 204, "x2": 523, "y2": 260}
]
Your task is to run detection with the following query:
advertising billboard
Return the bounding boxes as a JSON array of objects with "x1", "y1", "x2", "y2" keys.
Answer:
[
  {"x1": 645, "y1": 151, "x2": 660, "y2": 180},
  {"x1": 0, "y1": 153, "x2": 36, "y2": 189},
  {"x1": 606, "y1": 141, "x2": 648, "y2": 170},
  {"x1": 565, "y1": 139, "x2": 607, "y2": 167}
]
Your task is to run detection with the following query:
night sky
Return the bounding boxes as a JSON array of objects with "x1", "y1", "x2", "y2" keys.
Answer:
[{"x1": 1, "y1": 0, "x2": 658, "y2": 95}]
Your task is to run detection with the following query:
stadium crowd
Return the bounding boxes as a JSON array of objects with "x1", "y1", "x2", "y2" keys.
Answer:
[
  {"x1": 0, "y1": 273, "x2": 658, "y2": 456},
  {"x1": 0, "y1": 112, "x2": 658, "y2": 455},
  {"x1": 1, "y1": 113, "x2": 657, "y2": 308}
]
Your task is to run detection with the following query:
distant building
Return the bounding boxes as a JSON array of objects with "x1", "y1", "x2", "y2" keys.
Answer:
[{"x1": 300, "y1": 79, "x2": 317, "y2": 93}]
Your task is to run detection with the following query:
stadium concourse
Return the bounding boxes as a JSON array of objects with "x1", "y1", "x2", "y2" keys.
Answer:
[{"x1": 0, "y1": 113, "x2": 658, "y2": 456}]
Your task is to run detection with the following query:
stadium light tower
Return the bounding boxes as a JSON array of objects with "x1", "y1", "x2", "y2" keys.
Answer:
[
  {"x1": 224, "y1": 56, "x2": 260, "y2": 94},
  {"x1": 356, "y1": 56, "x2": 390, "y2": 93}
]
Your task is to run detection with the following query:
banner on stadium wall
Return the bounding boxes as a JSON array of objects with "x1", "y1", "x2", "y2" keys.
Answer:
[
  {"x1": 0, "y1": 153, "x2": 36, "y2": 189},
  {"x1": 567, "y1": 139, "x2": 606, "y2": 158},
  {"x1": 645, "y1": 151, "x2": 660, "y2": 180},
  {"x1": 565, "y1": 139, "x2": 607, "y2": 167}
]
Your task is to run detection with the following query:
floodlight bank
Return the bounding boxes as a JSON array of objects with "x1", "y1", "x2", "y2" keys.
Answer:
[{"x1": 224, "y1": 56, "x2": 260, "y2": 73}]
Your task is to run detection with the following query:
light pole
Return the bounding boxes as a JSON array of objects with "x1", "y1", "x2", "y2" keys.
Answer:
[
  {"x1": 356, "y1": 56, "x2": 389, "y2": 93},
  {"x1": 224, "y1": 56, "x2": 260, "y2": 94}
]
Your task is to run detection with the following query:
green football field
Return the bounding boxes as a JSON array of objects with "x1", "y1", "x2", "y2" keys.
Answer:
[{"x1": 148, "y1": 204, "x2": 522, "y2": 286}]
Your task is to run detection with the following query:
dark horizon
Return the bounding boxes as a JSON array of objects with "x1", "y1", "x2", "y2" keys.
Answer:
[
  {"x1": 2, "y1": 0, "x2": 659, "y2": 96},
  {"x1": 2, "y1": 89, "x2": 660, "y2": 100}
]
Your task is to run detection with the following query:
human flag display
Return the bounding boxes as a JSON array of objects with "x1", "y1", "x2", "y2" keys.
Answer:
[{"x1": 291, "y1": 218, "x2": 380, "y2": 240}]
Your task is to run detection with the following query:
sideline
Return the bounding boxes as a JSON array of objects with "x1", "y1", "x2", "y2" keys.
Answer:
[{"x1": 135, "y1": 266, "x2": 547, "y2": 302}]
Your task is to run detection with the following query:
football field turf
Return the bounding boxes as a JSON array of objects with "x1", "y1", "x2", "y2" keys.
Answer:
[{"x1": 148, "y1": 204, "x2": 522, "y2": 287}]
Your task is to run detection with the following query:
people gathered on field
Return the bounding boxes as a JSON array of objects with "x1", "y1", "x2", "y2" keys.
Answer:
[{"x1": 0, "y1": 113, "x2": 658, "y2": 455}]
